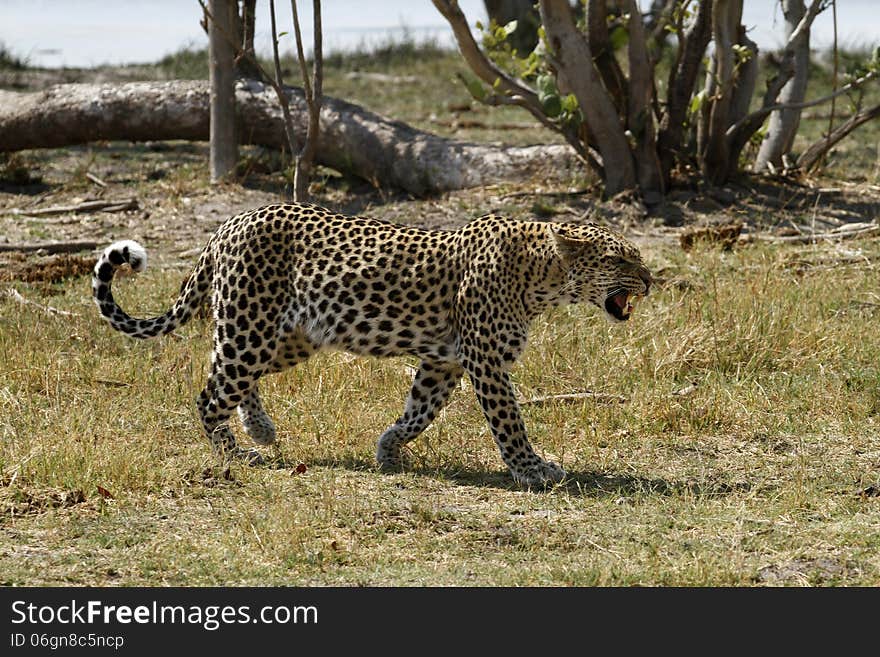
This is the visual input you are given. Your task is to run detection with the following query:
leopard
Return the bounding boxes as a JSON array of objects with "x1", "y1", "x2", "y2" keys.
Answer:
[{"x1": 92, "y1": 202, "x2": 652, "y2": 487}]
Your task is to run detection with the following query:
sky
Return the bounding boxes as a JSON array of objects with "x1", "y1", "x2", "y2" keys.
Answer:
[{"x1": 1, "y1": 0, "x2": 878, "y2": 69}]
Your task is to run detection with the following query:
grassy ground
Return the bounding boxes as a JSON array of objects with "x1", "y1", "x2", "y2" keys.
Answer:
[
  {"x1": 1, "y1": 234, "x2": 879, "y2": 586},
  {"x1": 1, "y1": 42, "x2": 880, "y2": 586}
]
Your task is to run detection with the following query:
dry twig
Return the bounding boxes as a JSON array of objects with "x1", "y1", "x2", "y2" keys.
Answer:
[
  {"x1": 750, "y1": 223, "x2": 880, "y2": 244},
  {"x1": 5, "y1": 287, "x2": 78, "y2": 317},
  {"x1": 520, "y1": 391, "x2": 628, "y2": 406},
  {"x1": 671, "y1": 382, "x2": 699, "y2": 397},
  {"x1": 10, "y1": 198, "x2": 138, "y2": 216}
]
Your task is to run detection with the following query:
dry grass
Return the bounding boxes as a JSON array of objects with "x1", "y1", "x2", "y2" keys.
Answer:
[
  {"x1": 1, "y1": 236, "x2": 879, "y2": 586},
  {"x1": 3, "y1": 42, "x2": 880, "y2": 586}
]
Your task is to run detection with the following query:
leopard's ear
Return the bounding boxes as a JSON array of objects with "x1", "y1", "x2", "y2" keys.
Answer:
[{"x1": 550, "y1": 228, "x2": 588, "y2": 263}]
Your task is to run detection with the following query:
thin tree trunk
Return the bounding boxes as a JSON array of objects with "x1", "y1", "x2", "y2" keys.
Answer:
[
  {"x1": 539, "y1": 0, "x2": 636, "y2": 195},
  {"x1": 624, "y1": 0, "x2": 663, "y2": 197},
  {"x1": 701, "y1": 0, "x2": 742, "y2": 185},
  {"x1": 268, "y1": 0, "x2": 299, "y2": 163},
  {"x1": 208, "y1": 0, "x2": 238, "y2": 182},
  {"x1": 586, "y1": 0, "x2": 627, "y2": 117},
  {"x1": 656, "y1": 0, "x2": 712, "y2": 185},
  {"x1": 289, "y1": 0, "x2": 322, "y2": 201},
  {"x1": 0, "y1": 81, "x2": 576, "y2": 196},
  {"x1": 235, "y1": 0, "x2": 261, "y2": 79},
  {"x1": 754, "y1": 0, "x2": 813, "y2": 171}
]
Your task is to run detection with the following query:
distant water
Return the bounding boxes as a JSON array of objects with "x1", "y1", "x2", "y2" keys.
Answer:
[{"x1": 2, "y1": 0, "x2": 878, "y2": 69}]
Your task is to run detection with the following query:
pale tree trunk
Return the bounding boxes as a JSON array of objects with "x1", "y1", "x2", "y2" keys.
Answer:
[
  {"x1": 539, "y1": 0, "x2": 636, "y2": 195},
  {"x1": 289, "y1": 0, "x2": 323, "y2": 202},
  {"x1": 208, "y1": 0, "x2": 238, "y2": 182},
  {"x1": 726, "y1": 0, "x2": 824, "y2": 170},
  {"x1": 754, "y1": 0, "x2": 812, "y2": 172},
  {"x1": 0, "y1": 81, "x2": 576, "y2": 196}
]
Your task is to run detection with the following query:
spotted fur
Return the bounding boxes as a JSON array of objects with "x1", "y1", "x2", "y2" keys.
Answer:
[{"x1": 93, "y1": 202, "x2": 651, "y2": 487}]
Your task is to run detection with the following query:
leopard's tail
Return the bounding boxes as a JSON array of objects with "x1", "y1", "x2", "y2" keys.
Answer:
[{"x1": 92, "y1": 240, "x2": 212, "y2": 339}]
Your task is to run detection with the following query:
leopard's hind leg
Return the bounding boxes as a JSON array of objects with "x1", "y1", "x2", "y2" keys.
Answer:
[
  {"x1": 236, "y1": 330, "x2": 317, "y2": 446},
  {"x1": 197, "y1": 294, "x2": 282, "y2": 465}
]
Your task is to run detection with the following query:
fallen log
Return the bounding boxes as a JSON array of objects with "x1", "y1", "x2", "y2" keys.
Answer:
[{"x1": 0, "y1": 80, "x2": 578, "y2": 196}]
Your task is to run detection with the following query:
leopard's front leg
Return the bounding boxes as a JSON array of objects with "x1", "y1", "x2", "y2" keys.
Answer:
[
  {"x1": 460, "y1": 349, "x2": 565, "y2": 488},
  {"x1": 377, "y1": 359, "x2": 463, "y2": 469}
]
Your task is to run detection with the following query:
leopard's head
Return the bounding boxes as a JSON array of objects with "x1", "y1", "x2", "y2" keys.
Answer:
[{"x1": 550, "y1": 223, "x2": 652, "y2": 322}]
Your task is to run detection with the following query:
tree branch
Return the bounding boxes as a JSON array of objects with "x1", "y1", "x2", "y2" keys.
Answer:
[
  {"x1": 656, "y1": 0, "x2": 711, "y2": 181},
  {"x1": 268, "y1": 0, "x2": 299, "y2": 158},
  {"x1": 726, "y1": 69, "x2": 879, "y2": 139},
  {"x1": 432, "y1": 0, "x2": 591, "y2": 172},
  {"x1": 701, "y1": 0, "x2": 742, "y2": 183},
  {"x1": 431, "y1": 0, "x2": 541, "y2": 110},
  {"x1": 797, "y1": 101, "x2": 880, "y2": 171},
  {"x1": 586, "y1": 0, "x2": 627, "y2": 116}
]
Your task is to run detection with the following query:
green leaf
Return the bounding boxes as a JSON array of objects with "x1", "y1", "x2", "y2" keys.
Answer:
[
  {"x1": 539, "y1": 91, "x2": 562, "y2": 118},
  {"x1": 278, "y1": 31, "x2": 288, "y2": 38},
  {"x1": 561, "y1": 93, "x2": 579, "y2": 113},
  {"x1": 536, "y1": 74, "x2": 556, "y2": 96},
  {"x1": 731, "y1": 43, "x2": 753, "y2": 64},
  {"x1": 459, "y1": 72, "x2": 487, "y2": 102},
  {"x1": 609, "y1": 25, "x2": 628, "y2": 51},
  {"x1": 689, "y1": 89, "x2": 706, "y2": 115},
  {"x1": 521, "y1": 52, "x2": 539, "y2": 78}
]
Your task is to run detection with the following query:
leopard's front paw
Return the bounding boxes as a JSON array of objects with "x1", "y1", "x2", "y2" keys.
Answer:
[
  {"x1": 376, "y1": 434, "x2": 412, "y2": 471},
  {"x1": 376, "y1": 447, "x2": 412, "y2": 471},
  {"x1": 512, "y1": 460, "x2": 566, "y2": 488},
  {"x1": 232, "y1": 447, "x2": 266, "y2": 466}
]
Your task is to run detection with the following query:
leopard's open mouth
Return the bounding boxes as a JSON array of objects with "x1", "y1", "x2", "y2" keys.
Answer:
[{"x1": 604, "y1": 288, "x2": 636, "y2": 321}]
